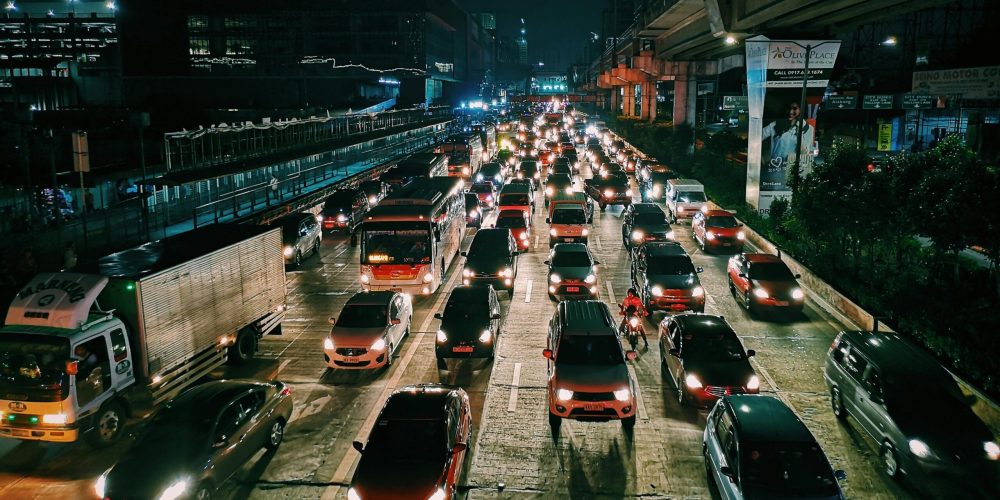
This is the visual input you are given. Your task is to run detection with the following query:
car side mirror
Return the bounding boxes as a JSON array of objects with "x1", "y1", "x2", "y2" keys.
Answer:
[
  {"x1": 352, "y1": 441, "x2": 364, "y2": 453},
  {"x1": 460, "y1": 251, "x2": 467, "y2": 257},
  {"x1": 835, "y1": 469, "x2": 847, "y2": 481},
  {"x1": 696, "y1": 266, "x2": 704, "y2": 273},
  {"x1": 545, "y1": 218, "x2": 551, "y2": 223},
  {"x1": 452, "y1": 442, "x2": 468, "y2": 454},
  {"x1": 434, "y1": 313, "x2": 443, "y2": 320},
  {"x1": 543, "y1": 260, "x2": 550, "y2": 265},
  {"x1": 491, "y1": 313, "x2": 502, "y2": 320},
  {"x1": 328, "y1": 317, "x2": 336, "y2": 325},
  {"x1": 542, "y1": 348, "x2": 553, "y2": 359},
  {"x1": 746, "y1": 349, "x2": 756, "y2": 357},
  {"x1": 794, "y1": 273, "x2": 801, "y2": 279},
  {"x1": 669, "y1": 348, "x2": 680, "y2": 357},
  {"x1": 626, "y1": 350, "x2": 637, "y2": 361},
  {"x1": 720, "y1": 466, "x2": 735, "y2": 480},
  {"x1": 738, "y1": 273, "x2": 747, "y2": 278},
  {"x1": 390, "y1": 318, "x2": 401, "y2": 325}
]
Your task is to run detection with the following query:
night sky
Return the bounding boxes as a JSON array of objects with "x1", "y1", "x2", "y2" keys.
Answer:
[{"x1": 458, "y1": 0, "x2": 607, "y2": 69}]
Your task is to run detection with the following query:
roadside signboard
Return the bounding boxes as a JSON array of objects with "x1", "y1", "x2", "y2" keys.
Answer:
[
  {"x1": 863, "y1": 95, "x2": 893, "y2": 109},
  {"x1": 826, "y1": 95, "x2": 857, "y2": 109}
]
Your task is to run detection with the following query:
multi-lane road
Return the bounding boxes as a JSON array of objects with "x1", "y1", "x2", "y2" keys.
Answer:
[{"x1": 0, "y1": 154, "x2": 969, "y2": 499}]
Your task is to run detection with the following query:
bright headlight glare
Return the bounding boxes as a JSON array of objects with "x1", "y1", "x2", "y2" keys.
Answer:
[
  {"x1": 436, "y1": 330, "x2": 447, "y2": 343},
  {"x1": 501, "y1": 267, "x2": 513, "y2": 278},
  {"x1": 753, "y1": 288, "x2": 769, "y2": 299},
  {"x1": 546, "y1": 187, "x2": 553, "y2": 196},
  {"x1": 565, "y1": 187, "x2": 573, "y2": 194},
  {"x1": 614, "y1": 388, "x2": 630, "y2": 402},
  {"x1": 651, "y1": 285, "x2": 663, "y2": 297},
  {"x1": 581, "y1": 228, "x2": 589, "y2": 236},
  {"x1": 370, "y1": 338, "x2": 386, "y2": 351},
  {"x1": 685, "y1": 374, "x2": 703, "y2": 389},
  {"x1": 463, "y1": 269, "x2": 473, "y2": 278},
  {"x1": 337, "y1": 214, "x2": 347, "y2": 222},
  {"x1": 427, "y1": 488, "x2": 446, "y2": 500},
  {"x1": 604, "y1": 189, "x2": 613, "y2": 198},
  {"x1": 666, "y1": 230, "x2": 675, "y2": 240},
  {"x1": 584, "y1": 274, "x2": 596, "y2": 284},
  {"x1": 909, "y1": 439, "x2": 931, "y2": 458},
  {"x1": 705, "y1": 231, "x2": 715, "y2": 240},
  {"x1": 283, "y1": 246, "x2": 294, "y2": 257},
  {"x1": 519, "y1": 232, "x2": 529, "y2": 241},
  {"x1": 984, "y1": 441, "x2": 999, "y2": 460},
  {"x1": 556, "y1": 388, "x2": 574, "y2": 401},
  {"x1": 479, "y1": 330, "x2": 492, "y2": 343},
  {"x1": 737, "y1": 231, "x2": 746, "y2": 240},
  {"x1": 631, "y1": 230, "x2": 643, "y2": 241},
  {"x1": 692, "y1": 286, "x2": 705, "y2": 297},
  {"x1": 747, "y1": 375, "x2": 760, "y2": 391},
  {"x1": 323, "y1": 337, "x2": 334, "y2": 350},
  {"x1": 347, "y1": 487, "x2": 362, "y2": 500},
  {"x1": 42, "y1": 413, "x2": 67, "y2": 424},
  {"x1": 629, "y1": 317, "x2": 639, "y2": 327},
  {"x1": 550, "y1": 273, "x2": 561, "y2": 283},
  {"x1": 158, "y1": 479, "x2": 189, "y2": 500},
  {"x1": 625, "y1": 189, "x2": 633, "y2": 196},
  {"x1": 423, "y1": 272, "x2": 434, "y2": 283},
  {"x1": 94, "y1": 469, "x2": 110, "y2": 498},
  {"x1": 359, "y1": 274, "x2": 370, "y2": 284},
  {"x1": 550, "y1": 228, "x2": 558, "y2": 237},
  {"x1": 791, "y1": 288, "x2": 805, "y2": 300}
]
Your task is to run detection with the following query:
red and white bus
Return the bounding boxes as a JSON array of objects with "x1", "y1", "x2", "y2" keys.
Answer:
[
  {"x1": 437, "y1": 134, "x2": 483, "y2": 180},
  {"x1": 359, "y1": 177, "x2": 466, "y2": 295}
]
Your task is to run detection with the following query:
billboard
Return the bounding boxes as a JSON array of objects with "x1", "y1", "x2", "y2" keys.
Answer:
[{"x1": 746, "y1": 36, "x2": 841, "y2": 215}]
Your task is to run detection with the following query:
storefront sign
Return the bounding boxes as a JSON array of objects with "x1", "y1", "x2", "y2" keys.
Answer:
[
  {"x1": 877, "y1": 123, "x2": 893, "y2": 151},
  {"x1": 912, "y1": 65, "x2": 1000, "y2": 99}
]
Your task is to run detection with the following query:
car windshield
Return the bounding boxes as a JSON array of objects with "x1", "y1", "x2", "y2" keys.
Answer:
[
  {"x1": 677, "y1": 191, "x2": 706, "y2": 203},
  {"x1": 361, "y1": 222, "x2": 431, "y2": 265},
  {"x1": 337, "y1": 305, "x2": 388, "y2": 328},
  {"x1": 707, "y1": 216, "x2": 739, "y2": 228},
  {"x1": 366, "y1": 418, "x2": 447, "y2": 460},
  {"x1": 741, "y1": 442, "x2": 839, "y2": 497},
  {"x1": 647, "y1": 256, "x2": 695, "y2": 275},
  {"x1": 551, "y1": 209, "x2": 587, "y2": 225},
  {"x1": 681, "y1": 331, "x2": 746, "y2": 361},
  {"x1": 496, "y1": 216, "x2": 526, "y2": 229},
  {"x1": 556, "y1": 335, "x2": 623, "y2": 365},
  {"x1": 471, "y1": 183, "x2": 493, "y2": 194},
  {"x1": 634, "y1": 212, "x2": 666, "y2": 225},
  {"x1": 551, "y1": 251, "x2": 592, "y2": 267},
  {"x1": 499, "y1": 194, "x2": 530, "y2": 206},
  {"x1": 0, "y1": 335, "x2": 69, "y2": 389},
  {"x1": 749, "y1": 262, "x2": 795, "y2": 281}
]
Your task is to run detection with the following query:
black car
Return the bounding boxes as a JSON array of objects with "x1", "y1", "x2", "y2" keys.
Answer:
[
  {"x1": 96, "y1": 380, "x2": 293, "y2": 500},
  {"x1": 477, "y1": 161, "x2": 505, "y2": 185},
  {"x1": 434, "y1": 285, "x2": 503, "y2": 369},
  {"x1": 320, "y1": 188, "x2": 369, "y2": 238},
  {"x1": 544, "y1": 173, "x2": 574, "y2": 203},
  {"x1": 465, "y1": 192, "x2": 484, "y2": 228},
  {"x1": 358, "y1": 180, "x2": 388, "y2": 207},
  {"x1": 621, "y1": 203, "x2": 673, "y2": 250},
  {"x1": 584, "y1": 171, "x2": 632, "y2": 211},
  {"x1": 632, "y1": 242, "x2": 705, "y2": 313},
  {"x1": 659, "y1": 314, "x2": 759, "y2": 407},
  {"x1": 461, "y1": 228, "x2": 519, "y2": 294},
  {"x1": 517, "y1": 160, "x2": 541, "y2": 189}
]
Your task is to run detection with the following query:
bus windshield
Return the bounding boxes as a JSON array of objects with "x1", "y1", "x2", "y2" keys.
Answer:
[{"x1": 362, "y1": 222, "x2": 432, "y2": 264}]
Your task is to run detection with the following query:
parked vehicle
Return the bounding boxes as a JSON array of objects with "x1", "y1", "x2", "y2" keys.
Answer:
[
  {"x1": 693, "y1": 209, "x2": 745, "y2": 253},
  {"x1": 0, "y1": 225, "x2": 286, "y2": 446},
  {"x1": 461, "y1": 228, "x2": 519, "y2": 295},
  {"x1": 632, "y1": 242, "x2": 705, "y2": 313},
  {"x1": 665, "y1": 179, "x2": 707, "y2": 222},
  {"x1": 704, "y1": 395, "x2": 847, "y2": 499},
  {"x1": 434, "y1": 286, "x2": 503, "y2": 369},
  {"x1": 273, "y1": 212, "x2": 322, "y2": 267},
  {"x1": 95, "y1": 380, "x2": 294, "y2": 500},
  {"x1": 323, "y1": 291, "x2": 412, "y2": 370},
  {"x1": 659, "y1": 314, "x2": 759, "y2": 406},
  {"x1": 545, "y1": 243, "x2": 599, "y2": 300},
  {"x1": 727, "y1": 253, "x2": 805, "y2": 316},
  {"x1": 824, "y1": 330, "x2": 999, "y2": 497}
]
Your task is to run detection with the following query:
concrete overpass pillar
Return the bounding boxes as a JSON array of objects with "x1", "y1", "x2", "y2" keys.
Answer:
[
  {"x1": 623, "y1": 84, "x2": 635, "y2": 117},
  {"x1": 686, "y1": 78, "x2": 698, "y2": 127},
  {"x1": 673, "y1": 78, "x2": 688, "y2": 125},
  {"x1": 611, "y1": 86, "x2": 621, "y2": 115}
]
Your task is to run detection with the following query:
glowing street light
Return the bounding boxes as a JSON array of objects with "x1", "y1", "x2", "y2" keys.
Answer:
[
  {"x1": 725, "y1": 35, "x2": 737, "y2": 45},
  {"x1": 882, "y1": 36, "x2": 898, "y2": 46},
  {"x1": 106, "y1": 1, "x2": 117, "y2": 10},
  {"x1": 4, "y1": 1, "x2": 16, "y2": 12}
]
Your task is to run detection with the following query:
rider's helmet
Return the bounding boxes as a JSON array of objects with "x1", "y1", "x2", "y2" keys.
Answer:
[{"x1": 627, "y1": 287, "x2": 637, "y2": 297}]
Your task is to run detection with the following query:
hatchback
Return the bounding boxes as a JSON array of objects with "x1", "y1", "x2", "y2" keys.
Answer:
[
  {"x1": 728, "y1": 253, "x2": 805, "y2": 315},
  {"x1": 693, "y1": 210, "x2": 745, "y2": 253},
  {"x1": 434, "y1": 285, "x2": 503, "y2": 369},
  {"x1": 546, "y1": 243, "x2": 599, "y2": 300},
  {"x1": 273, "y1": 212, "x2": 322, "y2": 267},
  {"x1": 323, "y1": 291, "x2": 412, "y2": 370}
]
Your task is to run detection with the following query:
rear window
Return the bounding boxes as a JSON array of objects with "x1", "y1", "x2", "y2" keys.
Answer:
[
  {"x1": 499, "y1": 194, "x2": 530, "y2": 206},
  {"x1": 551, "y1": 209, "x2": 586, "y2": 224}
]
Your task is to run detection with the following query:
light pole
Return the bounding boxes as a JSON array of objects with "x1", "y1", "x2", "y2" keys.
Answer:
[{"x1": 783, "y1": 40, "x2": 837, "y2": 198}]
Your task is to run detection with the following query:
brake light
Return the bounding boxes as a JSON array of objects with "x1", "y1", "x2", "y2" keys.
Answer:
[{"x1": 279, "y1": 386, "x2": 292, "y2": 397}]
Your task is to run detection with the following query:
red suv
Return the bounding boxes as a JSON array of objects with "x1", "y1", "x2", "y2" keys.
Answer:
[
  {"x1": 727, "y1": 253, "x2": 805, "y2": 315},
  {"x1": 495, "y1": 209, "x2": 532, "y2": 252},
  {"x1": 692, "y1": 210, "x2": 745, "y2": 253}
]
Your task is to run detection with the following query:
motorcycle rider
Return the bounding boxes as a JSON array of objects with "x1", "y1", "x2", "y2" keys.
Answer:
[{"x1": 619, "y1": 287, "x2": 649, "y2": 348}]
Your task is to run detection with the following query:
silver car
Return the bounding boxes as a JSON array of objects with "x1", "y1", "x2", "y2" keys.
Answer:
[
  {"x1": 275, "y1": 212, "x2": 322, "y2": 266},
  {"x1": 324, "y1": 291, "x2": 412, "y2": 370}
]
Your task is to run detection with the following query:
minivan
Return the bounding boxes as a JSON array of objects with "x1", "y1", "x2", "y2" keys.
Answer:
[{"x1": 665, "y1": 179, "x2": 707, "y2": 222}]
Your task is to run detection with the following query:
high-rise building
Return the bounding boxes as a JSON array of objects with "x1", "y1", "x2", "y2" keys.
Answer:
[
  {"x1": 516, "y1": 18, "x2": 528, "y2": 65},
  {"x1": 473, "y1": 12, "x2": 495, "y2": 32}
]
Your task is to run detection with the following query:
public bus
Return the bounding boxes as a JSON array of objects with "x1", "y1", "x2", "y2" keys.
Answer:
[
  {"x1": 382, "y1": 153, "x2": 448, "y2": 190},
  {"x1": 359, "y1": 177, "x2": 466, "y2": 295},
  {"x1": 471, "y1": 123, "x2": 497, "y2": 159},
  {"x1": 437, "y1": 134, "x2": 483, "y2": 180}
]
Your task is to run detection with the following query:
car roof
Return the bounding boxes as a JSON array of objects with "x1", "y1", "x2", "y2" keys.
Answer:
[
  {"x1": 168, "y1": 379, "x2": 271, "y2": 414},
  {"x1": 723, "y1": 395, "x2": 817, "y2": 444},
  {"x1": 556, "y1": 300, "x2": 615, "y2": 335},
  {"x1": 631, "y1": 203, "x2": 663, "y2": 213},
  {"x1": 447, "y1": 285, "x2": 491, "y2": 304},
  {"x1": 552, "y1": 242, "x2": 589, "y2": 254},
  {"x1": 346, "y1": 290, "x2": 396, "y2": 307},
  {"x1": 381, "y1": 384, "x2": 460, "y2": 420},
  {"x1": 673, "y1": 313, "x2": 735, "y2": 335},
  {"x1": 838, "y1": 330, "x2": 951, "y2": 378},
  {"x1": 744, "y1": 253, "x2": 783, "y2": 264},
  {"x1": 644, "y1": 242, "x2": 687, "y2": 257}
]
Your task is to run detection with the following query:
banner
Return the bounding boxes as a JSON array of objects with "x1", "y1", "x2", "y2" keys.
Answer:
[
  {"x1": 912, "y1": 65, "x2": 1000, "y2": 100},
  {"x1": 745, "y1": 37, "x2": 841, "y2": 215}
]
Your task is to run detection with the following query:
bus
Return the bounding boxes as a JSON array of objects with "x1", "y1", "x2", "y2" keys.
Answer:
[
  {"x1": 382, "y1": 153, "x2": 448, "y2": 190},
  {"x1": 471, "y1": 122, "x2": 497, "y2": 159},
  {"x1": 437, "y1": 134, "x2": 483, "y2": 180},
  {"x1": 359, "y1": 177, "x2": 466, "y2": 295}
]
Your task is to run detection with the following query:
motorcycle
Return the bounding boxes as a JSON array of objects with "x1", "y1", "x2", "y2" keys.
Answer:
[{"x1": 619, "y1": 304, "x2": 645, "y2": 351}]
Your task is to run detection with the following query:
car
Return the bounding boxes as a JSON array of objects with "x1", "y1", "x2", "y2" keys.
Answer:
[
  {"x1": 517, "y1": 160, "x2": 541, "y2": 189},
  {"x1": 547, "y1": 205, "x2": 590, "y2": 248},
  {"x1": 323, "y1": 291, "x2": 412, "y2": 370},
  {"x1": 561, "y1": 151, "x2": 581, "y2": 171},
  {"x1": 273, "y1": 212, "x2": 322, "y2": 266},
  {"x1": 461, "y1": 228, "x2": 519, "y2": 294},
  {"x1": 476, "y1": 161, "x2": 506, "y2": 185},
  {"x1": 622, "y1": 153, "x2": 640, "y2": 174},
  {"x1": 348, "y1": 384, "x2": 472, "y2": 500},
  {"x1": 465, "y1": 192, "x2": 484, "y2": 228},
  {"x1": 320, "y1": 188, "x2": 370, "y2": 237},
  {"x1": 727, "y1": 253, "x2": 805, "y2": 316},
  {"x1": 824, "y1": 330, "x2": 999, "y2": 497},
  {"x1": 584, "y1": 171, "x2": 632, "y2": 211},
  {"x1": 434, "y1": 285, "x2": 503, "y2": 369},
  {"x1": 469, "y1": 181, "x2": 498, "y2": 211},
  {"x1": 544, "y1": 300, "x2": 638, "y2": 433},
  {"x1": 621, "y1": 203, "x2": 673, "y2": 250},
  {"x1": 497, "y1": 183, "x2": 534, "y2": 215},
  {"x1": 643, "y1": 162, "x2": 678, "y2": 201},
  {"x1": 544, "y1": 173, "x2": 574, "y2": 203},
  {"x1": 545, "y1": 243, "x2": 599, "y2": 300},
  {"x1": 659, "y1": 314, "x2": 759, "y2": 406},
  {"x1": 95, "y1": 380, "x2": 293, "y2": 500},
  {"x1": 704, "y1": 395, "x2": 847, "y2": 499},
  {"x1": 693, "y1": 209, "x2": 746, "y2": 252},
  {"x1": 359, "y1": 180, "x2": 388, "y2": 206},
  {"x1": 550, "y1": 158, "x2": 573, "y2": 177},
  {"x1": 632, "y1": 242, "x2": 705, "y2": 313},
  {"x1": 495, "y1": 209, "x2": 532, "y2": 252}
]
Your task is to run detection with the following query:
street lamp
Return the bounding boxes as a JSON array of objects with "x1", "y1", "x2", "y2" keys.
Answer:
[
  {"x1": 724, "y1": 35, "x2": 737, "y2": 45},
  {"x1": 881, "y1": 36, "x2": 897, "y2": 46},
  {"x1": 4, "y1": 1, "x2": 16, "y2": 12}
]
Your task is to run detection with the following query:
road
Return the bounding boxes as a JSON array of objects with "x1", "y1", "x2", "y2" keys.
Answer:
[{"x1": 0, "y1": 156, "x2": 924, "y2": 499}]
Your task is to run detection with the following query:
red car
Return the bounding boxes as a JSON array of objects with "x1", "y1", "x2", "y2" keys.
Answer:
[
  {"x1": 727, "y1": 253, "x2": 805, "y2": 315},
  {"x1": 469, "y1": 182, "x2": 497, "y2": 210},
  {"x1": 495, "y1": 209, "x2": 532, "y2": 252},
  {"x1": 692, "y1": 210, "x2": 745, "y2": 253}
]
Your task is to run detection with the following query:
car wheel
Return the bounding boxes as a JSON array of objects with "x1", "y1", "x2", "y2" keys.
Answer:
[
  {"x1": 622, "y1": 415, "x2": 636, "y2": 431},
  {"x1": 437, "y1": 357, "x2": 447, "y2": 370},
  {"x1": 85, "y1": 401, "x2": 126, "y2": 447},
  {"x1": 548, "y1": 412, "x2": 561, "y2": 431},
  {"x1": 265, "y1": 419, "x2": 285, "y2": 451},
  {"x1": 294, "y1": 250, "x2": 302, "y2": 267},
  {"x1": 192, "y1": 483, "x2": 213, "y2": 500},
  {"x1": 313, "y1": 238, "x2": 321, "y2": 256},
  {"x1": 882, "y1": 442, "x2": 900, "y2": 478},
  {"x1": 831, "y1": 387, "x2": 847, "y2": 421},
  {"x1": 228, "y1": 329, "x2": 256, "y2": 365}
]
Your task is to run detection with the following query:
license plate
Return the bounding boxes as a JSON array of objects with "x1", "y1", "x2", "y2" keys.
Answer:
[
  {"x1": 346, "y1": 356, "x2": 359, "y2": 363},
  {"x1": 390, "y1": 288, "x2": 403, "y2": 293},
  {"x1": 453, "y1": 346, "x2": 474, "y2": 353},
  {"x1": 773, "y1": 300, "x2": 789, "y2": 306},
  {"x1": 566, "y1": 286, "x2": 580, "y2": 292},
  {"x1": 584, "y1": 403, "x2": 603, "y2": 411}
]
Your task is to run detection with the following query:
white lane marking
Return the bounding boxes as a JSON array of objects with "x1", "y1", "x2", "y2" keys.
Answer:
[
  {"x1": 268, "y1": 359, "x2": 292, "y2": 380},
  {"x1": 594, "y1": 234, "x2": 603, "y2": 251},
  {"x1": 626, "y1": 364, "x2": 649, "y2": 421},
  {"x1": 605, "y1": 282, "x2": 616, "y2": 304},
  {"x1": 524, "y1": 279, "x2": 533, "y2": 303},
  {"x1": 534, "y1": 234, "x2": 539, "y2": 249},
  {"x1": 323, "y1": 267, "x2": 460, "y2": 499},
  {"x1": 508, "y1": 363, "x2": 522, "y2": 413}
]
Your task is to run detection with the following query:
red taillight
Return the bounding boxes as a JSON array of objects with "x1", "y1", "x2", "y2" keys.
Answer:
[{"x1": 280, "y1": 386, "x2": 292, "y2": 397}]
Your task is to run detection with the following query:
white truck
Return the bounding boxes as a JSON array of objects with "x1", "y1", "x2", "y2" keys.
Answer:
[
  {"x1": 0, "y1": 224, "x2": 286, "y2": 446},
  {"x1": 665, "y1": 178, "x2": 707, "y2": 222}
]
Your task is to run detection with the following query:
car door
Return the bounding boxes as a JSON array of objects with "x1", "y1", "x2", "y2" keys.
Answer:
[
  {"x1": 859, "y1": 364, "x2": 890, "y2": 439},
  {"x1": 621, "y1": 205, "x2": 633, "y2": 241},
  {"x1": 210, "y1": 400, "x2": 245, "y2": 481},
  {"x1": 707, "y1": 408, "x2": 740, "y2": 499},
  {"x1": 731, "y1": 257, "x2": 750, "y2": 294},
  {"x1": 664, "y1": 320, "x2": 682, "y2": 386},
  {"x1": 297, "y1": 220, "x2": 310, "y2": 255},
  {"x1": 387, "y1": 299, "x2": 402, "y2": 348},
  {"x1": 841, "y1": 350, "x2": 878, "y2": 437}
]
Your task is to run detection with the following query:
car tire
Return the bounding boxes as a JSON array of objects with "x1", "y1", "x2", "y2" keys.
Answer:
[
  {"x1": 882, "y1": 442, "x2": 900, "y2": 478},
  {"x1": 264, "y1": 419, "x2": 285, "y2": 451},
  {"x1": 622, "y1": 415, "x2": 636, "y2": 431},
  {"x1": 831, "y1": 387, "x2": 847, "y2": 421},
  {"x1": 85, "y1": 401, "x2": 126, "y2": 447},
  {"x1": 313, "y1": 238, "x2": 321, "y2": 256},
  {"x1": 548, "y1": 412, "x2": 561, "y2": 431},
  {"x1": 437, "y1": 357, "x2": 447, "y2": 370},
  {"x1": 385, "y1": 343, "x2": 394, "y2": 367}
]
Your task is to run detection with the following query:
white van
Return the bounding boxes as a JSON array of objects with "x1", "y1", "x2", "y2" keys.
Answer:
[{"x1": 665, "y1": 179, "x2": 707, "y2": 222}]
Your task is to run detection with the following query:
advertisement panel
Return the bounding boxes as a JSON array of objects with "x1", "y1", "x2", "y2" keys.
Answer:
[
  {"x1": 746, "y1": 37, "x2": 841, "y2": 215},
  {"x1": 912, "y1": 65, "x2": 1000, "y2": 99}
]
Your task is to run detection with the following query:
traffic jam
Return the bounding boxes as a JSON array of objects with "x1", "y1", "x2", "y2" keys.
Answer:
[{"x1": 1, "y1": 106, "x2": 997, "y2": 500}]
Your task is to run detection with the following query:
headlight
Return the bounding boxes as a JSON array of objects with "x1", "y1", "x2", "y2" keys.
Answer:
[
  {"x1": 651, "y1": 285, "x2": 663, "y2": 297},
  {"x1": 628, "y1": 317, "x2": 639, "y2": 327},
  {"x1": 427, "y1": 489, "x2": 446, "y2": 500},
  {"x1": 337, "y1": 214, "x2": 347, "y2": 222},
  {"x1": 359, "y1": 273, "x2": 369, "y2": 284},
  {"x1": 665, "y1": 230, "x2": 675, "y2": 240},
  {"x1": 550, "y1": 228, "x2": 558, "y2": 237},
  {"x1": 158, "y1": 479, "x2": 189, "y2": 500},
  {"x1": 685, "y1": 374, "x2": 703, "y2": 389},
  {"x1": 323, "y1": 337, "x2": 334, "y2": 350},
  {"x1": 581, "y1": 228, "x2": 589, "y2": 236},
  {"x1": 550, "y1": 273, "x2": 561, "y2": 283},
  {"x1": 614, "y1": 388, "x2": 630, "y2": 402},
  {"x1": 479, "y1": 330, "x2": 492, "y2": 343},
  {"x1": 604, "y1": 189, "x2": 613, "y2": 198},
  {"x1": 791, "y1": 288, "x2": 805, "y2": 300},
  {"x1": 700, "y1": 205, "x2": 709, "y2": 213},
  {"x1": 463, "y1": 268, "x2": 473, "y2": 278},
  {"x1": 631, "y1": 230, "x2": 644, "y2": 242},
  {"x1": 704, "y1": 231, "x2": 715, "y2": 240},
  {"x1": 369, "y1": 196, "x2": 378, "y2": 205},
  {"x1": 747, "y1": 375, "x2": 760, "y2": 391},
  {"x1": 677, "y1": 206, "x2": 685, "y2": 213},
  {"x1": 584, "y1": 274, "x2": 596, "y2": 284},
  {"x1": 436, "y1": 330, "x2": 447, "y2": 343},
  {"x1": 468, "y1": 209, "x2": 478, "y2": 218},
  {"x1": 753, "y1": 288, "x2": 769, "y2": 299},
  {"x1": 737, "y1": 231, "x2": 746, "y2": 240},
  {"x1": 283, "y1": 246, "x2": 294, "y2": 257},
  {"x1": 909, "y1": 439, "x2": 932, "y2": 458},
  {"x1": 315, "y1": 214, "x2": 324, "y2": 223},
  {"x1": 519, "y1": 232, "x2": 529, "y2": 241},
  {"x1": 423, "y1": 272, "x2": 434, "y2": 283},
  {"x1": 42, "y1": 413, "x2": 67, "y2": 424},
  {"x1": 556, "y1": 388, "x2": 574, "y2": 401},
  {"x1": 347, "y1": 487, "x2": 362, "y2": 500},
  {"x1": 692, "y1": 286, "x2": 704, "y2": 297},
  {"x1": 534, "y1": 172, "x2": 540, "y2": 179},
  {"x1": 545, "y1": 187, "x2": 554, "y2": 196},
  {"x1": 94, "y1": 469, "x2": 110, "y2": 498},
  {"x1": 462, "y1": 167, "x2": 470, "y2": 175},
  {"x1": 371, "y1": 338, "x2": 386, "y2": 351},
  {"x1": 565, "y1": 187, "x2": 574, "y2": 195},
  {"x1": 625, "y1": 189, "x2": 632, "y2": 196},
  {"x1": 985, "y1": 441, "x2": 999, "y2": 460},
  {"x1": 501, "y1": 267, "x2": 513, "y2": 278}
]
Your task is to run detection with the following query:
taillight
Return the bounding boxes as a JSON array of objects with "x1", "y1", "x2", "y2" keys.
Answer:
[{"x1": 279, "y1": 386, "x2": 292, "y2": 397}]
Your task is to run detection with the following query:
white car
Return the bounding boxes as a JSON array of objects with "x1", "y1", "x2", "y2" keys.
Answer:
[{"x1": 324, "y1": 291, "x2": 412, "y2": 370}]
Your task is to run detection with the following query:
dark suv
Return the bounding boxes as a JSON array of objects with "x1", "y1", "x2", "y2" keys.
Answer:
[
  {"x1": 461, "y1": 228, "x2": 519, "y2": 295},
  {"x1": 659, "y1": 314, "x2": 758, "y2": 406},
  {"x1": 434, "y1": 285, "x2": 502, "y2": 370},
  {"x1": 621, "y1": 203, "x2": 673, "y2": 250},
  {"x1": 824, "y1": 330, "x2": 999, "y2": 498},
  {"x1": 632, "y1": 243, "x2": 705, "y2": 313},
  {"x1": 320, "y1": 188, "x2": 369, "y2": 238}
]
